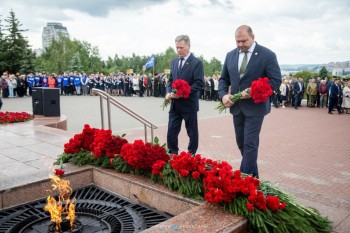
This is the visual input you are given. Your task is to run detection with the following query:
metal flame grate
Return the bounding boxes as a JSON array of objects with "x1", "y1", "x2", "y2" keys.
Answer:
[{"x1": 0, "y1": 185, "x2": 172, "y2": 233}]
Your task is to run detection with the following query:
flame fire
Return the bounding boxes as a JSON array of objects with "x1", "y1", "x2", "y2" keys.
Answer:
[{"x1": 44, "y1": 175, "x2": 76, "y2": 231}]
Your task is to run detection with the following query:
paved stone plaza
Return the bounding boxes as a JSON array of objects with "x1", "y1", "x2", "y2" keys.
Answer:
[{"x1": 1, "y1": 95, "x2": 349, "y2": 232}]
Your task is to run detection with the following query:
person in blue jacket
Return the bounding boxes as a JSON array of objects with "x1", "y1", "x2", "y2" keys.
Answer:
[
  {"x1": 328, "y1": 78, "x2": 342, "y2": 114},
  {"x1": 26, "y1": 73, "x2": 35, "y2": 96},
  {"x1": 34, "y1": 72, "x2": 41, "y2": 87},
  {"x1": 69, "y1": 72, "x2": 75, "y2": 95},
  {"x1": 74, "y1": 74, "x2": 82, "y2": 95},
  {"x1": 56, "y1": 74, "x2": 63, "y2": 95},
  {"x1": 62, "y1": 73, "x2": 70, "y2": 95}
]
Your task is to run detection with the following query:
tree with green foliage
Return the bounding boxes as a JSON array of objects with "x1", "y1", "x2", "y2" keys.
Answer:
[
  {"x1": 68, "y1": 52, "x2": 83, "y2": 72},
  {"x1": 1, "y1": 10, "x2": 35, "y2": 74},
  {"x1": 318, "y1": 66, "x2": 329, "y2": 79},
  {"x1": 0, "y1": 17, "x2": 5, "y2": 72},
  {"x1": 35, "y1": 33, "x2": 223, "y2": 76},
  {"x1": 36, "y1": 35, "x2": 105, "y2": 74},
  {"x1": 292, "y1": 70, "x2": 316, "y2": 83}
]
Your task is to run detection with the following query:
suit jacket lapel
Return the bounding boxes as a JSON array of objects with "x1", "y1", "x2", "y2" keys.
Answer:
[
  {"x1": 174, "y1": 58, "x2": 181, "y2": 79},
  {"x1": 247, "y1": 45, "x2": 260, "y2": 71},
  {"x1": 233, "y1": 50, "x2": 239, "y2": 77}
]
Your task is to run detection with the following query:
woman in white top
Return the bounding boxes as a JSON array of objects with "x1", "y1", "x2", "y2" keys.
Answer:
[
  {"x1": 279, "y1": 79, "x2": 289, "y2": 108},
  {"x1": 132, "y1": 75, "x2": 140, "y2": 96},
  {"x1": 8, "y1": 74, "x2": 17, "y2": 98},
  {"x1": 342, "y1": 81, "x2": 350, "y2": 114}
]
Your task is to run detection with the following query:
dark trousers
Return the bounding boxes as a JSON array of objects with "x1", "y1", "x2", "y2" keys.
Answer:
[
  {"x1": 271, "y1": 93, "x2": 280, "y2": 108},
  {"x1": 146, "y1": 86, "x2": 152, "y2": 96},
  {"x1": 233, "y1": 112, "x2": 264, "y2": 177},
  {"x1": 167, "y1": 111, "x2": 198, "y2": 155},
  {"x1": 328, "y1": 97, "x2": 341, "y2": 113},
  {"x1": 293, "y1": 93, "x2": 302, "y2": 107}
]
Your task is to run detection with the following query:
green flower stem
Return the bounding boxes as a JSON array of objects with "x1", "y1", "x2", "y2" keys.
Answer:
[{"x1": 216, "y1": 88, "x2": 251, "y2": 113}]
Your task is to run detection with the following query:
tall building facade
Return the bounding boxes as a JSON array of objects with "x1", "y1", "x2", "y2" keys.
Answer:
[{"x1": 42, "y1": 22, "x2": 69, "y2": 49}]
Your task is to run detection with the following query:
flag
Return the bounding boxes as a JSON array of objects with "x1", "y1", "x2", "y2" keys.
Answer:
[{"x1": 145, "y1": 55, "x2": 155, "y2": 69}]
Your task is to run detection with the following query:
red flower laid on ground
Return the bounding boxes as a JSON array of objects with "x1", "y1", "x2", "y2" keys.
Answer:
[
  {"x1": 54, "y1": 169, "x2": 65, "y2": 176},
  {"x1": 91, "y1": 128, "x2": 128, "y2": 158},
  {"x1": 152, "y1": 160, "x2": 167, "y2": 175},
  {"x1": 0, "y1": 111, "x2": 34, "y2": 124},
  {"x1": 203, "y1": 159, "x2": 285, "y2": 212},
  {"x1": 63, "y1": 124, "x2": 128, "y2": 158},
  {"x1": 169, "y1": 151, "x2": 207, "y2": 178},
  {"x1": 56, "y1": 124, "x2": 332, "y2": 233},
  {"x1": 120, "y1": 140, "x2": 169, "y2": 170},
  {"x1": 161, "y1": 79, "x2": 191, "y2": 110}
]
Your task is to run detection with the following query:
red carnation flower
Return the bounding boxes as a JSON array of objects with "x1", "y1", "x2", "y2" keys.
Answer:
[
  {"x1": 54, "y1": 169, "x2": 65, "y2": 176},
  {"x1": 179, "y1": 169, "x2": 189, "y2": 177},
  {"x1": 250, "y1": 77, "x2": 273, "y2": 103},
  {"x1": 246, "y1": 202, "x2": 255, "y2": 211},
  {"x1": 192, "y1": 171, "x2": 201, "y2": 179},
  {"x1": 152, "y1": 160, "x2": 167, "y2": 175},
  {"x1": 161, "y1": 79, "x2": 191, "y2": 110},
  {"x1": 266, "y1": 195, "x2": 286, "y2": 211}
]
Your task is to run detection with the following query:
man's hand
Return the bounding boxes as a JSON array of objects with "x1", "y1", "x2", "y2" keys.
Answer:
[
  {"x1": 171, "y1": 93, "x2": 181, "y2": 99},
  {"x1": 166, "y1": 93, "x2": 181, "y2": 100},
  {"x1": 241, "y1": 90, "x2": 251, "y2": 99},
  {"x1": 165, "y1": 93, "x2": 172, "y2": 101},
  {"x1": 222, "y1": 94, "x2": 234, "y2": 108}
]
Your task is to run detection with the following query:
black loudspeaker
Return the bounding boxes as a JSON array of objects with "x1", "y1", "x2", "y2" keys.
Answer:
[
  {"x1": 32, "y1": 87, "x2": 43, "y2": 115},
  {"x1": 42, "y1": 88, "x2": 60, "y2": 117}
]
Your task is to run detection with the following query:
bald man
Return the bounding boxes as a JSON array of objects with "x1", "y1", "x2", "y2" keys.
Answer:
[{"x1": 218, "y1": 25, "x2": 282, "y2": 178}]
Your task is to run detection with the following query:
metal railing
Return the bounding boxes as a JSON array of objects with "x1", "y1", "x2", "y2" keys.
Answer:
[{"x1": 92, "y1": 88, "x2": 158, "y2": 143}]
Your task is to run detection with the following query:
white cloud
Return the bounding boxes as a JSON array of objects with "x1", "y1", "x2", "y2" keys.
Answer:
[{"x1": 0, "y1": 0, "x2": 349, "y2": 64}]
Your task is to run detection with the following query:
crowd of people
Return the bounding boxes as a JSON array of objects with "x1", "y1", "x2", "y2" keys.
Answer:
[
  {"x1": 271, "y1": 75, "x2": 350, "y2": 114},
  {"x1": 0, "y1": 71, "x2": 221, "y2": 100},
  {"x1": 0, "y1": 70, "x2": 349, "y2": 114}
]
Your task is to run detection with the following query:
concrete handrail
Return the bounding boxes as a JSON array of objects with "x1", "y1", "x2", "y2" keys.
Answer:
[{"x1": 92, "y1": 88, "x2": 158, "y2": 143}]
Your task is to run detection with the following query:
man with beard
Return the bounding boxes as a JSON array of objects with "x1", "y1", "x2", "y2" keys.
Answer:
[{"x1": 218, "y1": 25, "x2": 281, "y2": 178}]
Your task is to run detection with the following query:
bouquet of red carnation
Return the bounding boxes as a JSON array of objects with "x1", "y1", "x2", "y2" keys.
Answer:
[
  {"x1": 120, "y1": 140, "x2": 169, "y2": 170},
  {"x1": 216, "y1": 77, "x2": 273, "y2": 113},
  {"x1": 161, "y1": 79, "x2": 191, "y2": 110}
]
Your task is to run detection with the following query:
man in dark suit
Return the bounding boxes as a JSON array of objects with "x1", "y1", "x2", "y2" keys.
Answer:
[
  {"x1": 166, "y1": 35, "x2": 204, "y2": 155},
  {"x1": 146, "y1": 74, "x2": 153, "y2": 96},
  {"x1": 328, "y1": 78, "x2": 342, "y2": 114},
  {"x1": 218, "y1": 25, "x2": 281, "y2": 178},
  {"x1": 210, "y1": 76, "x2": 215, "y2": 100},
  {"x1": 293, "y1": 77, "x2": 304, "y2": 109}
]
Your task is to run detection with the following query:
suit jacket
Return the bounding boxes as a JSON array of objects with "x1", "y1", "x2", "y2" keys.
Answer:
[
  {"x1": 167, "y1": 53, "x2": 204, "y2": 113},
  {"x1": 218, "y1": 43, "x2": 281, "y2": 116},
  {"x1": 293, "y1": 81, "x2": 304, "y2": 95},
  {"x1": 209, "y1": 78, "x2": 214, "y2": 92},
  {"x1": 329, "y1": 83, "x2": 340, "y2": 99}
]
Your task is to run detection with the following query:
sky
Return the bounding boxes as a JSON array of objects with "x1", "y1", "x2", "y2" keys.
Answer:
[{"x1": 1, "y1": 0, "x2": 349, "y2": 65}]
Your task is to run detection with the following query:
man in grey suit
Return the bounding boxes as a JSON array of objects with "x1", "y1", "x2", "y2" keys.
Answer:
[
  {"x1": 166, "y1": 35, "x2": 204, "y2": 155},
  {"x1": 218, "y1": 25, "x2": 281, "y2": 178}
]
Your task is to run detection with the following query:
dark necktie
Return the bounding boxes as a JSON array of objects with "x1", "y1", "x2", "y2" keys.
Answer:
[
  {"x1": 179, "y1": 58, "x2": 184, "y2": 70},
  {"x1": 239, "y1": 52, "x2": 248, "y2": 78}
]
